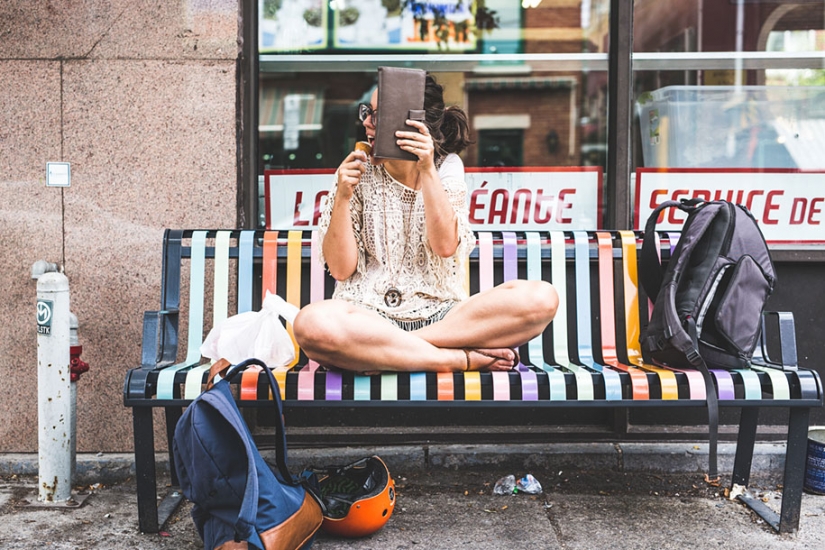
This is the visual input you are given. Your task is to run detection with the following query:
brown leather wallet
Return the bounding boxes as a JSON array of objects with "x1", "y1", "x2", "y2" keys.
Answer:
[{"x1": 373, "y1": 66, "x2": 426, "y2": 161}]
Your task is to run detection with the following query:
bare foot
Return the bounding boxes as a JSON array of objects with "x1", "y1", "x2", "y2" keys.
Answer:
[{"x1": 462, "y1": 348, "x2": 518, "y2": 372}]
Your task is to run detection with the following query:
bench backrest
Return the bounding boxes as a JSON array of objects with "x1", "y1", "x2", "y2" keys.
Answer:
[
  {"x1": 150, "y1": 230, "x2": 649, "y2": 383},
  {"x1": 144, "y1": 229, "x2": 804, "y2": 403}
]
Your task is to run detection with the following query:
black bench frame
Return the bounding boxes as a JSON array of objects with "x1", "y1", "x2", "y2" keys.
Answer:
[{"x1": 123, "y1": 229, "x2": 823, "y2": 535}]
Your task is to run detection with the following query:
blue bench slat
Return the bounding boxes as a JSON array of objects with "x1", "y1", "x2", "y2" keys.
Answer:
[
  {"x1": 238, "y1": 231, "x2": 255, "y2": 314},
  {"x1": 156, "y1": 231, "x2": 207, "y2": 400},
  {"x1": 525, "y1": 233, "x2": 567, "y2": 400},
  {"x1": 573, "y1": 231, "x2": 623, "y2": 400}
]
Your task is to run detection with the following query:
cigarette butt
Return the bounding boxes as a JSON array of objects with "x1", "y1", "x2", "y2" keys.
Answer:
[{"x1": 354, "y1": 141, "x2": 372, "y2": 155}]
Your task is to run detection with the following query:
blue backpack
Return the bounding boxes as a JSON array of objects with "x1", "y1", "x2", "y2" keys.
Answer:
[{"x1": 172, "y1": 358, "x2": 323, "y2": 549}]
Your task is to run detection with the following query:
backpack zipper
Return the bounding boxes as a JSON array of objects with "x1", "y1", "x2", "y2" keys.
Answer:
[
  {"x1": 721, "y1": 201, "x2": 736, "y2": 254},
  {"x1": 691, "y1": 201, "x2": 736, "y2": 337},
  {"x1": 695, "y1": 264, "x2": 731, "y2": 337}
]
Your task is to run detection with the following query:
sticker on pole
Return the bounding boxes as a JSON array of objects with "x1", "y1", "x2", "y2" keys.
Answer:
[{"x1": 37, "y1": 300, "x2": 53, "y2": 335}]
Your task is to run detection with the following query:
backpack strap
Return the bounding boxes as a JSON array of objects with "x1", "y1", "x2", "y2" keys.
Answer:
[
  {"x1": 206, "y1": 358, "x2": 232, "y2": 390},
  {"x1": 219, "y1": 358, "x2": 300, "y2": 543},
  {"x1": 684, "y1": 317, "x2": 720, "y2": 481},
  {"x1": 224, "y1": 359, "x2": 295, "y2": 484},
  {"x1": 641, "y1": 199, "x2": 721, "y2": 481},
  {"x1": 640, "y1": 199, "x2": 701, "y2": 302}
]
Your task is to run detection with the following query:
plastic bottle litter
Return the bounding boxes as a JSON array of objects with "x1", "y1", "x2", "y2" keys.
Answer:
[
  {"x1": 493, "y1": 474, "x2": 543, "y2": 495},
  {"x1": 493, "y1": 474, "x2": 517, "y2": 495},
  {"x1": 516, "y1": 474, "x2": 543, "y2": 494}
]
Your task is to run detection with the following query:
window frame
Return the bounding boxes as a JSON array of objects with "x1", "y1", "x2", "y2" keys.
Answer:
[{"x1": 240, "y1": 0, "x2": 825, "y2": 261}]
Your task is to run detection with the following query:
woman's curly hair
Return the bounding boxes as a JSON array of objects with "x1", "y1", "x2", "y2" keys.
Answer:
[{"x1": 423, "y1": 74, "x2": 474, "y2": 157}]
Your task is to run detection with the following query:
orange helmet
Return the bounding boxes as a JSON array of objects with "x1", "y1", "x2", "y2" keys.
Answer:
[{"x1": 313, "y1": 456, "x2": 396, "y2": 538}]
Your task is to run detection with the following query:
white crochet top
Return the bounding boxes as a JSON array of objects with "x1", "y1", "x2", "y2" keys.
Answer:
[{"x1": 318, "y1": 154, "x2": 475, "y2": 322}]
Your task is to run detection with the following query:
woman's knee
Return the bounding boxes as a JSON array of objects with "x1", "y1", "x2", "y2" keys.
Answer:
[
  {"x1": 511, "y1": 280, "x2": 558, "y2": 325},
  {"x1": 535, "y1": 281, "x2": 559, "y2": 321},
  {"x1": 293, "y1": 301, "x2": 345, "y2": 351}
]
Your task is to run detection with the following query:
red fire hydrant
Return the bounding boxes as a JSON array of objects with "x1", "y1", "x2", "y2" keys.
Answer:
[
  {"x1": 70, "y1": 345, "x2": 89, "y2": 381},
  {"x1": 69, "y1": 312, "x2": 88, "y2": 382}
]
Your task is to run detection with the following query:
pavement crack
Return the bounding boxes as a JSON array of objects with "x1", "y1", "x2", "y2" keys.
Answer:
[
  {"x1": 543, "y1": 498, "x2": 567, "y2": 548},
  {"x1": 615, "y1": 443, "x2": 624, "y2": 471}
]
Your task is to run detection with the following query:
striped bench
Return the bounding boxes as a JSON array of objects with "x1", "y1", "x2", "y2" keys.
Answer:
[{"x1": 124, "y1": 229, "x2": 822, "y2": 535}]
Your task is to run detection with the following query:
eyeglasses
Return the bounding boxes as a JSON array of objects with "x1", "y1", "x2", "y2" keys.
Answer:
[{"x1": 358, "y1": 103, "x2": 377, "y2": 124}]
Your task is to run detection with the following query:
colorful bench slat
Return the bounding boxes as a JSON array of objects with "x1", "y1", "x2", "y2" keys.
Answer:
[
  {"x1": 641, "y1": 231, "x2": 706, "y2": 400},
  {"x1": 184, "y1": 231, "x2": 231, "y2": 399},
  {"x1": 501, "y1": 232, "x2": 538, "y2": 400},
  {"x1": 381, "y1": 373, "x2": 398, "y2": 401},
  {"x1": 286, "y1": 231, "x2": 302, "y2": 367},
  {"x1": 594, "y1": 232, "x2": 650, "y2": 399},
  {"x1": 619, "y1": 231, "x2": 682, "y2": 400},
  {"x1": 436, "y1": 372, "x2": 454, "y2": 400},
  {"x1": 261, "y1": 231, "x2": 288, "y2": 399},
  {"x1": 156, "y1": 231, "x2": 206, "y2": 400},
  {"x1": 410, "y1": 372, "x2": 427, "y2": 401},
  {"x1": 241, "y1": 365, "x2": 262, "y2": 401},
  {"x1": 298, "y1": 232, "x2": 326, "y2": 400},
  {"x1": 238, "y1": 230, "x2": 255, "y2": 314},
  {"x1": 550, "y1": 231, "x2": 595, "y2": 400},
  {"x1": 572, "y1": 231, "x2": 622, "y2": 400},
  {"x1": 478, "y1": 231, "x2": 494, "y2": 292},
  {"x1": 464, "y1": 371, "x2": 482, "y2": 401},
  {"x1": 525, "y1": 233, "x2": 566, "y2": 400}
]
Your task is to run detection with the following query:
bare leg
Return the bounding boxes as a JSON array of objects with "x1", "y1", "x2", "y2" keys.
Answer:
[
  {"x1": 414, "y1": 280, "x2": 558, "y2": 349},
  {"x1": 293, "y1": 299, "x2": 517, "y2": 373}
]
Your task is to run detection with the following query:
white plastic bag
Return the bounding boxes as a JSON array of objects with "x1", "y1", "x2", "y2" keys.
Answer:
[{"x1": 200, "y1": 292, "x2": 300, "y2": 368}]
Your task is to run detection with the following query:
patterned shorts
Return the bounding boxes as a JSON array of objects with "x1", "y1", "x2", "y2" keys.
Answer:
[{"x1": 375, "y1": 300, "x2": 458, "y2": 332}]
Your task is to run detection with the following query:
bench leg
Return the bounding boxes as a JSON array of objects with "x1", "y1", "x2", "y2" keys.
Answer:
[
  {"x1": 732, "y1": 407, "x2": 759, "y2": 487},
  {"x1": 133, "y1": 406, "x2": 186, "y2": 534},
  {"x1": 133, "y1": 407, "x2": 159, "y2": 533},
  {"x1": 779, "y1": 407, "x2": 810, "y2": 534},
  {"x1": 164, "y1": 406, "x2": 183, "y2": 487},
  {"x1": 736, "y1": 407, "x2": 811, "y2": 534}
]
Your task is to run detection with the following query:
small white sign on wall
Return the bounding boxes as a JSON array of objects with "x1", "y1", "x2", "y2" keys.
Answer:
[{"x1": 46, "y1": 162, "x2": 71, "y2": 187}]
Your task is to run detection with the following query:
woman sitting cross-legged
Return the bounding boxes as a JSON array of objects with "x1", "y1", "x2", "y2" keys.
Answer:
[{"x1": 293, "y1": 73, "x2": 558, "y2": 373}]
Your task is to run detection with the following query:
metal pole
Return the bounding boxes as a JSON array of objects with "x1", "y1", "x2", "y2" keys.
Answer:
[
  {"x1": 239, "y1": 0, "x2": 259, "y2": 229},
  {"x1": 69, "y1": 312, "x2": 79, "y2": 484},
  {"x1": 735, "y1": 0, "x2": 744, "y2": 89},
  {"x1": 36, "y1": 272, "x2": 72, "y2": 502},
  {"x1": 606, "y1": 0, "x2": 634, "y2": 229}
]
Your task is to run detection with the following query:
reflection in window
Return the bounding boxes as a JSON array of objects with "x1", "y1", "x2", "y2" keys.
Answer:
[
  {"x1": 632, "y1": 0, "x2": 825, "y2": 170},
  {"x1": 478, "y1": 129, "x2": 524, "y2": 167},
  {"x1": 258, "y1": 1, "x2": 613, "y2": 172},
  {"x1": 257, "y1": 1, "x2": 614, "y2": 228}
]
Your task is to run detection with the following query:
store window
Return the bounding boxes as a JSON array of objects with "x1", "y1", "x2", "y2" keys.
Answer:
[
  {"x1": 256, "y1": 0, "x2": 613, "y2": 229},
  {"x1": 631, "y1": 0, "x2": 825, "y2": 245}
]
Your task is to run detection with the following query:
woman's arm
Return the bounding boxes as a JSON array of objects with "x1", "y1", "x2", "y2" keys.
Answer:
[
  {"x1": 418, "y1": 163, "x2": 460, "y2": 257},
  {"x1": 321, "y1": 151, "x2": 367, "y2": 280},
  {"x1": 396, "y1": 120, "x2": 461, "y2": 258}
]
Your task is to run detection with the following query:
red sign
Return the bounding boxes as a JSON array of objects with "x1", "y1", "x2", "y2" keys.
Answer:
[
  {"x1": 265, "y1": 166, "x2": 603, "y2": 230},
  {"x1": 635, "y1": 168, "x2": 825, "y2": 244}
]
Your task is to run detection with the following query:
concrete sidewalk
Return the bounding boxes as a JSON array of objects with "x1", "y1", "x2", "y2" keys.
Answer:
[{"x1": 1, "y1": 443, "x2": 823, "y2": 549}]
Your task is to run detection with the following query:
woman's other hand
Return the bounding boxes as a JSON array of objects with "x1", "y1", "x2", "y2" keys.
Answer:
[{"x1": 396, "y1": 119, "x2": 434, "y2": 171}]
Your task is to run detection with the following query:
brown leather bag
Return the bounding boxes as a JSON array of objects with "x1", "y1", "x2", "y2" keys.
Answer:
[{"x1": 372, "y1": 66, "x2": 426, "y2": 161}]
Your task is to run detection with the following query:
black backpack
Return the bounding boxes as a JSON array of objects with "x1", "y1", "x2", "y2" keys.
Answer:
[{"x1": 640, "y1": 199, "x2": 776, "y2": 479}]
